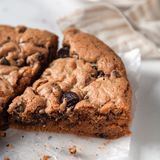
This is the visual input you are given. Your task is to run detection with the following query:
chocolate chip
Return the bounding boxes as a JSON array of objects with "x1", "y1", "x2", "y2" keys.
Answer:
[
  {"x1": 0, "y1": 57, "x2": 10, "y2": 65},
  {"x1": 97, "y1": 71, "x2": 105, "y2": 77},
  {"x1": 91, "y1": 65, "x2": 109, "y2": 78},
  {"x1": 60, "y1": 91, "x2": 79, "y2": 108},
  {"x1": 111, "y1": 70, "x2": 121, "y2": 78},
  {"x1": 15, "y1": 105, "x2": 24, "y2": 113},
  {"x1": 57, "y1": 47, "x2": 70, "y2": 58},
  {"x1": 7, "y1": 36, "x2": 11, "y2": 41}
]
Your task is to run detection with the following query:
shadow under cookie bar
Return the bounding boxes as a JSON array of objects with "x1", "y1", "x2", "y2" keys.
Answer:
[
  {"x1": 0, "y1": 25, "x2": 58, "y2": 132},
  {"x1": 7, "y1": 28, "x2": 132, "y2": 139}
]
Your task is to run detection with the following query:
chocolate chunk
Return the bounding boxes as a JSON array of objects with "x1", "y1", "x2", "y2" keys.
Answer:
[
  {"x1": 0, "y1": 57, "x2": 10, "y2": 65},
  {"x1": 7, "y1": 36, "x2": 11, "y2": 41},
  {"x1": 57, "y1": 47, "x2": 70, "y2": 58},
  {"x1": 16, "y1": 26, "x2": 27, "y2": 33},
  {"x1": 111, "y1": 70, "x2": 121, "y2": 78},
  {"x1": 60, "y1": 91, "x2": 79, "y2": 108},
  {"x1": 91, "y1": 70, "x2": 105, "y2": 78},
  {"x1": 15, "y1": 105, "x2": 24, "y2": 113},
  {"x1": 97, "y1": 70, "x2": 105, "y2": 77},
  {"x1": 91, "y1": 64, "x2": 109, "y2": 78}
]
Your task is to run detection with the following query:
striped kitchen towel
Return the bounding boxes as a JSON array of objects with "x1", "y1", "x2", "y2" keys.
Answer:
[
  {"x1": 58, "y1": 2, "x2": 160, "y2": 59},
  {"x1": 125, "y1": 0, "x2": 160, "y2": 58}
]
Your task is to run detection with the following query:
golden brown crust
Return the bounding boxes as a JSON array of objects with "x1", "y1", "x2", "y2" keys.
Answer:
[
  {"x1": 63, "y1": 28, "x2": 126, "y2": 76},
  {"x1": 8, "y1": 28, "x2": 132, "y2": 139}
]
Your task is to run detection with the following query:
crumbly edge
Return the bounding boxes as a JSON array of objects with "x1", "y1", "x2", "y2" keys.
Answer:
[
  {"x1": 8, "y1": 85, "x2": 131, "y2": 139},
  {"x1": 9, "y1": 121, "x2": 131, "y2": 139}
]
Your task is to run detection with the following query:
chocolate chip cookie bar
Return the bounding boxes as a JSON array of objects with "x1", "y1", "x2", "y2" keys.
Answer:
[
  {"x1": 0, "y1": 25, "x2": 58, "y2": 132},
  {"x1": 8, "y1": 28, "x2": 132, "y2": 139}
]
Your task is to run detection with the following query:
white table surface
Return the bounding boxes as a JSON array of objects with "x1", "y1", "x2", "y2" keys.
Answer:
[{"x1": 130, "y1": 60, "x2": 160, "y2": 160}]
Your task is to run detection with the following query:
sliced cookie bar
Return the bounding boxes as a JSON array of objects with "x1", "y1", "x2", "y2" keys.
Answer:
[
  {"x1": 0, "y1": 25, "x2": 58, "y2": 132},
  {"x1": 8, "y1": 28, "x2": 132, "y2": 139}
]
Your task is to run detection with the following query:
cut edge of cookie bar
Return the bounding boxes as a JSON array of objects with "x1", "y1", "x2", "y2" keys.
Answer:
[
  {"x1": 0, "y1": 107, "x2": 7, "y2": 137},
  {"x1": 0, "y1": 25, "x2": 58, "y2": 133},
  {"x1": 8, "y1": 28, "x2": 132, "y2": 139}
]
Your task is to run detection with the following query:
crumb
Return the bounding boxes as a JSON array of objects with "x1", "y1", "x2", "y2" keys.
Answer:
[
  {"x1": 48, "y1": 136, "x2": 52, "y2": 140},
  {"x1": 44, "y1": 144, "x2": 50, "y2": 148},
  {"x1": 98, "y1": 146, "x2": 104, "y2": 149},
  {"x1": 103, "y1": 140, "x2": 111, "y2": 145},
  {"x1": 3, "y1": 156, "x2": 10, "y2": 160},
  {"x1": 41, "y1": 155, "x2": 51, "y2": 160},
  {"x1": 22, "y1": 135, "x2": 24, "y2": 138},
  {"x1": 68, "y1": 145, "x2": 77, "y2": 155},
  {"x1": 6, "y1": 144, "x2": 14, "y2": 149}
]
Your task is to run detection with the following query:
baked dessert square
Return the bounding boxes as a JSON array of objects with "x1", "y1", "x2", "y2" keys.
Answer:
[
  {"x1": 0, "y1": 25, "x2": 58, "y2": 132},
  {"x1": 8, "y1": 28, "x2": 132, "y2": 139}
]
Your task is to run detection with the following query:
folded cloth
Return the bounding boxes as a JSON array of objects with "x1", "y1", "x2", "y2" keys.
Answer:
[
  {"x1": 125, "y1": 0, "x2": 160, "y2": 59},
  {"x1": 58, "y1": 2, "x2": 159, "y2": 59}
]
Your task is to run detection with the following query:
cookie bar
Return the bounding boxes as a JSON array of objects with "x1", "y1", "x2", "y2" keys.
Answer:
[
  {"x1": 0, "y1": 25, "x2": 58, "y2": 132},
  {"x1": 8, "y1": 28, "x2": 132, "y2": 139}
]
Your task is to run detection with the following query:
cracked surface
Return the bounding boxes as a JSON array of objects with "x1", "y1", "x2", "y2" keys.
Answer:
[
  {"x1": 0, "y1": 25, "x2": 58, "y2": 131},
  {"x1": 8, "y1": 28, "x2": 132, "y2": 139}
]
